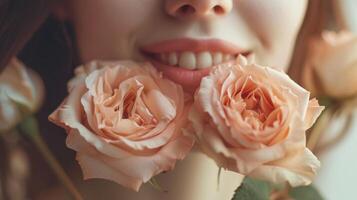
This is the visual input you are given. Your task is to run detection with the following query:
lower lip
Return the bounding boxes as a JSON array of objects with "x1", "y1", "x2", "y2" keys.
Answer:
[{"x1": 150, "y1": 60, "x2": 211, "y2": 93}]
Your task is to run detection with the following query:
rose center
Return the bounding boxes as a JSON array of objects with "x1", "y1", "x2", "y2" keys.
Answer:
[{"x1": 223, "y1": 76, "x2": 277, "y2": 130}]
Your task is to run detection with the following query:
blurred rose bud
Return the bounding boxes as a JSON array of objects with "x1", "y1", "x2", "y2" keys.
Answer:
[
  {"x1": 0, "y1": 58, "x2": 44, "y2": 133},
  {"x1": 303, "y1": 31, "x2": 357, "y2": 99}
]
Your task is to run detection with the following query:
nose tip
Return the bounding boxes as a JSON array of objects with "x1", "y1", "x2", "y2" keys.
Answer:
[{"x1": 165, "y1": 0, "x2": 232, "y2": 19}]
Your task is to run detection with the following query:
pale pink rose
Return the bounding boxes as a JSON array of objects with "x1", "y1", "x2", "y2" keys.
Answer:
[
  {"x1": 188, "y1": 56, "x2": 324, "y2": 187},
  {"x1": 0, "y1": 58, "x2": 44, "y2": 132},
  {"x1": 49, "y1": 61, "x2": 194, "y2": 191},
  {"x1": 303, "y1": 31, "x2": 357, "y2": 98}
]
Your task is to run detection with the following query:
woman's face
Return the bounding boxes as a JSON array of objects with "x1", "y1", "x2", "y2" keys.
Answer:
[{"x1": 66, "y1": 0, "x2": 308, "y2": 91}]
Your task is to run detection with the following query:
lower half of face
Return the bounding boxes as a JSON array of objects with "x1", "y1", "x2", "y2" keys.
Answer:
[{"x1": 68, "y1": 0, "x2": 308, "y2": 92}]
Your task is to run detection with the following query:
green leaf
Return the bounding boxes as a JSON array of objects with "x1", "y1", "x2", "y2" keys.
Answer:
[
  {"x1": 232, "y1": 177, "x2": 272, "y2": 200},
  {"x1": 289, "y1": 185, "x2": 324, "y2": 200}
]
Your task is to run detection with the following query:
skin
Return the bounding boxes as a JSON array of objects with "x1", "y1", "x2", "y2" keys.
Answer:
[
  {"x1": 56, "y1": 0, "x2": 308, "y2": 199},
  {"x1": 67, "y1": 0, "x2": 308, "y2": 71}
]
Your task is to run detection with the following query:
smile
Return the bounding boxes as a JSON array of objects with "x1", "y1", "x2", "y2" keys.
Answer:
[
  {"x1": 141, "y1": 38, "x2": 250, "y2": 92},
  {"x1": 154, "y1": 51, "x2": 236, "y2": 70}
]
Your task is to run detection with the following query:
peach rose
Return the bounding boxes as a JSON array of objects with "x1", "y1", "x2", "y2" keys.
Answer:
[
  {"x1": 49, "y1": 61, "x2": 194, "y2": 191},
  {"x1": 0, "y1": 58, "x2": 44, "y2": 132},
  {"x1": 188, "y1": 56, "x2": 324, "y2": 187},
  {"x1": 303, "y1": 31, "x2": 357, "y2": 98}
]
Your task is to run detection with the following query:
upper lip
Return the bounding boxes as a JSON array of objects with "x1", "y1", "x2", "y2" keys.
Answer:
[{"x1": 141, "y1": 38, "x2": 248, "y2": 55}]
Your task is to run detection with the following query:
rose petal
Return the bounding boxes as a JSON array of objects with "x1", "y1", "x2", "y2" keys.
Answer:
[
  {"x1": 77, "y1": 153, "x2": 142, "y2": 191},
  {"x1": 304, "y1": 99, "x2": 325, "y2": 129},
  {"x1": 66, "y1": 124, "x2": 193, "y2": 189},
  {"x1": 249, "y1": 148, "x2": 320, "y2": 186},
  {"x1": 143, "y1": 90, "x2": 176, "y2": 121}
]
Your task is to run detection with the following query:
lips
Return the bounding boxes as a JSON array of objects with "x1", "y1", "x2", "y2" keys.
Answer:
[{"x1": 141, "y1": 38, "x2": 250, "y2": 93}]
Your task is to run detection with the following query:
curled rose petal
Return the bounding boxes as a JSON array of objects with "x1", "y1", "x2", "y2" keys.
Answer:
[
  {"x1": 188, "y1": 56, "x2": 324, "y2": 186},
  {"x1": 49, "y1": 61, "x2": 194, "y2": 191}
]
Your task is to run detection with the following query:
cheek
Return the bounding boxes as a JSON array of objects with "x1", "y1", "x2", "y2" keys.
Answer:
[
  {"x1": 236, "y1": 0, "x2": 308, "y2": 69},
  {"x1": 70, "y1": 0, "x2": 160, "y2": 62},
  {"x1": 237, "y1": 0, "x2": 307, "y2": 44}
]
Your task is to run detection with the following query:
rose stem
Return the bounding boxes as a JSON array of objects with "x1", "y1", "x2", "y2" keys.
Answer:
[
  {"x1": 217, "y1": 167, "x2": 222, "y2": 191},
  {"x1": 148, "y1": 178, "x2": 167, "y2": 193},
  {"x1": 18, "y1": 116, "x2": 83, "y2": 200}
]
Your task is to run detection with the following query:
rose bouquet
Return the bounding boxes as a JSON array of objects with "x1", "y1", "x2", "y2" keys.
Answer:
[{"x1": 49, "y1": 56, "x2": 324, "y2": 199}]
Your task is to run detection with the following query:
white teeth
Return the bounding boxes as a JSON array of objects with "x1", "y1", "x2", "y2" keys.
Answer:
[
  {"x1": 168, "y1": 52, "x2": 178, "y2": 66},
  {"x1": 212, "y1": 52, "x2": 223, "y2": 65},
  {"x1": 197, "y1": 51, "x2": 212, "y2": 69},
  {"x1": 157, "y1": 51, "x2": 237, "y2": 69},
  {"x1": 223, "y1": 54, "x2": 234, "y2": 62},
  {"x1": 179, "y1": 51, "x2": 196, "y2": 70}
]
